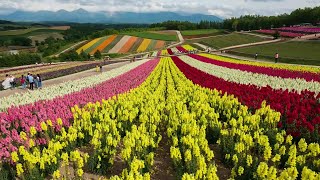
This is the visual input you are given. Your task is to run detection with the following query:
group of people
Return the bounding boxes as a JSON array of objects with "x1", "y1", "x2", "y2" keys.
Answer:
[{"x1": 2, "y1": 73, "x2": 42, "y2": 90}]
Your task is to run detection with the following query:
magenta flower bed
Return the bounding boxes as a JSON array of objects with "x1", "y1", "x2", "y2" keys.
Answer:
[
  {"x1": 167, "y1": 48, "x2": 174, "y2": 55},
  {"x1": 189, "y1": 54, "x2": 320, "y2": 82},
  {"x1": 172, "y1": 56, "x2": 320, "y2": 142},
  {"x1": 176, "y1": 46, "x2": 188, "y2": 53},
  {"x1": 277, "y1": 27, "x2": 320, "y2": 34},
  {"x1": 0, "y1": 59, "x2": 159, "y2": 161},
  {"x1": 256, "y1": 30, "x2": 304, "y2": 37}
]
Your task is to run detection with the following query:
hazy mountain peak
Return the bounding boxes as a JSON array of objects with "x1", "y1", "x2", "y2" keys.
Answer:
[{"x1": 0, "y1": 9, "x2": 222, "y2": 24}]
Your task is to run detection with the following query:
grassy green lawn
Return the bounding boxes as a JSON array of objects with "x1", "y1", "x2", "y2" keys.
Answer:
[
  {"x1": 181, "y1": 29, "x2": 224, "y2": 36},
  {"x1": 0, "y1": 27, "x2": 43, "y2": 36},
  {"x1": 198, "y1": 33, "x2": 266, "y2": 49},
  {"x1": 22, "y1": 29, "x2": 64, "y2": 37},
  {"x1": 231, "y1": 41, "x2": 320, "y2": 65},
  {"x1": 120, "y1": 31, "x2": 177, "y2": 41}
]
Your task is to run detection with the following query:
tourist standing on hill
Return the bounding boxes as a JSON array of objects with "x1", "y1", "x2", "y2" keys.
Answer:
[
  {"x1": 100, "y1": 65, "x2": 103, "y2": 73},
  {"x1": 36, "y1": 74, "x2": 42, "y2": 89},
  {"x1": 28, "y1": 74, "x2": 34, "y2": 90},
  {"x1": 2, "y1": 74, "x2": 11, "y2": 90},
  {"x1": 255, "y1": 53, "x2": 258, "y2": 60},
  {"x1": 275, "y1": 53, "x2": 279, "y2": 63},
  {"x1": 20, "y1": 75, "x2": 26, "y2": 89},
  {"x1": 34, "y1": 75, "x2": 38, "y2": 89}
]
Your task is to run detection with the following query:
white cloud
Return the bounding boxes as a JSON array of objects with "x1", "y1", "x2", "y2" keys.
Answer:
[{"x1": 0, "y1": 0, "x2": 319, "y2": 18}]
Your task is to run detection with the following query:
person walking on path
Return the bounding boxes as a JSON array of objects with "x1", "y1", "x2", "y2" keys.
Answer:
[
  {"x1": 275, "y1": 53, "x2": 279, "y2": 63},
  {"x1": 99, "y1": 65, "x2": 103, "y2": 73},
  {"x1": 20, "y1": 75, "x2": 26, "y2": 89},
  {"x1": 9, "y1": 75, "x2": 16, "y2": 89},
  {"x1": 28, "y1": 74, "x2": 34, "y2": 90},
  {"x1": 36, "y1": 74, "x2": 42, "y2": 89},
  {"x1": 255, "y1": 53, "x2": 258, "y2": 60}
]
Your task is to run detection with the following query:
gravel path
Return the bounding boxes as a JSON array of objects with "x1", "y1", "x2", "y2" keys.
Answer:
[{"x1": 0, "y1": 60, "x2": 130, "y2": 98}]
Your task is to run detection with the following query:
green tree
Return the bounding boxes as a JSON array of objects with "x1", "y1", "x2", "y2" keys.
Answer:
[{"x1": 94, "y1": 50, "x2": 102, "y2": 59}]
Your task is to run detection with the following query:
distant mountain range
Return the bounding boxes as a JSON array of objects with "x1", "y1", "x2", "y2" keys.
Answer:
[{"x1": 0, "y1": 8, "x2": 222, "y2": 24}]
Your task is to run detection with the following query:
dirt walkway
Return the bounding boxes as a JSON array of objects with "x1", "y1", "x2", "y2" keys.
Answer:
[
  {"x1": 236, "y1": 31, "x2": 273, "y2": 39},
  {"x1": 219, "y1": 39, "x2": 282, "y2": 51},
  {"x1": 0, "y1": 60, "x2": 130, "y2": 98},
  {"x1": 52, "y1": 40, "x2": 88, "y2": 57}
]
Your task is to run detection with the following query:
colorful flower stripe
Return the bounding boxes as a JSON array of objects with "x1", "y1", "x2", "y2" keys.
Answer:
[
  {"x1": 137, "y1": 39, "x2": 152, "y2": 52},
  {"x1": 108, "y1": 35, "x2": 131, "y2": 53},
  {"x1": 118, "y1": 36, "x2": 138, "y2": 53},
  {"x1": 176, "y1": 46, "x2": 188, "y2": 53},
  {"x1": 146, "y1": 40, "x2": 157, "y2": 51},
  {"x1": 0, "y1": 59, "x2": 159, "y2": 161},
  {"x1": 189, "y1": 54, "x2": 320, "y2": 82},
  {"x1": 179, "y1": 55, "x2": 320, "y2": 94},
  {"x1": 172, "y1": 56, "x2": 320, "y2": 141},
  {"x1": 200, "y1": 53, "x2": 320, "y2": 73},
  {"x1": 129, "y1": 37, "x2": 143, "y2": 52},
  {"x1": 91, "y1": 35, "x2": 117, "y2": 54},
  {"x1": 102, "y1": 35, "x2": 123, "y2": 53},
  {"x1": 1, "y1": 62, "x2": 96, "y2": 80},
  {"x1": 0, "y1": 63, "x2": 56, "y2": 74},
  {"x1": 167, "y1": 48, "x2": 174, "y2": 55},
  {"x1": 182, "y1": 44, "x2": 197, "y2": 51},
  {"x1": 85, "y1": 36, "x2": 109, "y2": 54},
  {"x1": 76, "y1": 37, "x2": 102, "y2": 54},
  {"x1": 155, "y1": 40, "x2": 165, "y2": 49},
  {"x1": 0, "y1": 60, "x2": 149, "y2": 111}
]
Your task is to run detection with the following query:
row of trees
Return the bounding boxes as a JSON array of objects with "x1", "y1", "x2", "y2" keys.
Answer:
[
  {"x1": 150, "y1": 20, "x2": 222, "y2": 30},
  {"x1": 0, "y1": 53, "x2": 41, "y2": 67},
  {"x1": 223, "y1": 6, "x2": 320, "y2": 31}
]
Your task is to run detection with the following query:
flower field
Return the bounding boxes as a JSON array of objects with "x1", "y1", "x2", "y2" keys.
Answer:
[
  {"x1": 1, "y1": 52, "x2": 320, "y2": 179},
  {"x1": 76, "y1": 35, "x2": 167, "y2": 55}
]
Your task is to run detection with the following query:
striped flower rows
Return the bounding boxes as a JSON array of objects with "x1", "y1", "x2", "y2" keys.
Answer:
[
  {"x1": 0, "y1": 60, "x2": 149, "y2": 111},
  {"x1": 0, "y1": 59, "x2": 158, "y2": 161},
  {"x1": 158, "y1": 45, "x2": 198, "y2": 56},
  {"x1": 172, "y1": 55, "x2": 320, "y2": 142},
  {"x1": 178, "y1": 55, "x2": 320, "y2": 94},
  {"x1": 77, "y1": 35, "x2": 167, "y2": 55}
]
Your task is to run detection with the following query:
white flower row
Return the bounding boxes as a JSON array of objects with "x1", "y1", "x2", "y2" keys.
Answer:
[
  {"x1": 0, "y1": 60, "x2": 149, "y2": 112},
  {"x1": 179, "y1": 55, "x2": 320, "y2": 94}
]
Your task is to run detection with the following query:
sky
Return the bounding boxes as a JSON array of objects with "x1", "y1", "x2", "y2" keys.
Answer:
[{"x1": 0, "y1": 0, "x2": 319, "y2": 18}]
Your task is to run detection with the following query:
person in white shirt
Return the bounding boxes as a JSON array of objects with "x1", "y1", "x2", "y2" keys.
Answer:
[{"x1": 2, "y1": 74, "x2": 11, "y2": 90}]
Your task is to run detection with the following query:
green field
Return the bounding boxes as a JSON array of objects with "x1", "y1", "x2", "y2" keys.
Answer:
[
  {"x1": 197, "y1": 33, "x2": 266, "y2": 49},
  {"x1": 181, "y1": 29, "x2": 225, "y2": 36},
  {"x1": 0, "y1": 28, "x2": 43, "y2": 36},
  {"x1": 230, "y1": 41, "x2": 320, "y2": 65},
  {"x1": 121, "y1": 31, "x2": 177, "y2": 41}
]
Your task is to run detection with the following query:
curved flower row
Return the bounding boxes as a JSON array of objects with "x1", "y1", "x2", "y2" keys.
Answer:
[
  {"x1": 0, "y1": 60, "x2": 148, "y2": 111},
  {"x1": 179, "y1": 55, "x2": 320, "y2": 94},
  {"x1": 0, "y1": 59, "x2": 159, "y2": 161},
  {"x1": 190, "y1": 54, "x2": 320, "y2": 82},
  {"x1": 200, "y1": 54, "x2": 320, "y2": 73},
  {"x1": 172, "y1": 56, "x2": 320, "y2": 142}
]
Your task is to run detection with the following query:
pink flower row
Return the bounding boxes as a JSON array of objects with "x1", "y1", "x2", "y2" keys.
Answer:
[
  {"x1": 256, "y1": 30, "x2": 304, "y2": 37},
  {"x1": 0, "y1": 59, "x2": 159, "y2": 161},
  {"x1": 188, "y1": 54, "x2": 320, "y2": 82}
]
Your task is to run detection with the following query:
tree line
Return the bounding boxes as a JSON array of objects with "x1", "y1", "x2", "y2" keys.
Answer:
[{"x1": 223, "y1": 6, "x2": 320, "y2": 31}]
